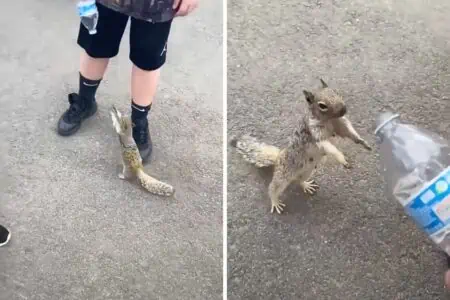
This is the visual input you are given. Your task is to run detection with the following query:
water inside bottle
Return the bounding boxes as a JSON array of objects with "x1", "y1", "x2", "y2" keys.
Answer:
[
  {"x1": 375, "y1": 112, "x2": 450, "y2": 254},
  {"x1": 81, "y1": 15, "x2": 98, "y2": 35}
]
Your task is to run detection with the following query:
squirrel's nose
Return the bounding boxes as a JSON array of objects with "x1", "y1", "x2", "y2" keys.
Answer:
[{"x1": 339, "y1": 106, "x2": 347, "y2": 117}]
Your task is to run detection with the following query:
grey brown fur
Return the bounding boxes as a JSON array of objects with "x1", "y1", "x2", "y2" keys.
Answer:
[
  {"x1": 231, "y1": 79, "x2": 372, "y2": 214},
  {"x1": 110, "y1": 105, "x2": 175, "y2": 197}
]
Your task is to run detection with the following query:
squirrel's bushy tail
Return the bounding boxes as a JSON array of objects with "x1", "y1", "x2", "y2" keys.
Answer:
[
  {"x1": 230, "y1": 134, "x2": 280, "y2": 167},
  {"x1": 136, "y1": 169, "x2": 175, "y2": 197}
]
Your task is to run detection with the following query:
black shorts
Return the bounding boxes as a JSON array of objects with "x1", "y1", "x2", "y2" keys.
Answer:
[{"x1": 77, "y1": 3, "x2": 172, "y2": 71}]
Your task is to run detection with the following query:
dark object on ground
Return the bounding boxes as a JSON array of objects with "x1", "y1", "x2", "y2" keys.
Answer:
[{"x1": 0, "y1": 224, "x2": 11, "y2": 247}]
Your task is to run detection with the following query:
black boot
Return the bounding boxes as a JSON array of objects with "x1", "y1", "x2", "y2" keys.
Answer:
[
  {"x1": 0, "y1": 224, "x2": 11, "y2": 247},
  {"x1": 132, "y1": 117, "x2": 153, "y2": 163},
  {"x1": 57, "y1": 93, "x2": 97, "y2": 136}
]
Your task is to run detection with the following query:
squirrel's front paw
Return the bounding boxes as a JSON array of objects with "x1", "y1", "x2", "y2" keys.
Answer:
[{"x1": 357, "y1": 138, "x2": 372, "y2": 151}]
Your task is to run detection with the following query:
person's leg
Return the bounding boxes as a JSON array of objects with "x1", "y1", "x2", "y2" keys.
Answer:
[
  {"x1": 129, "y1": 18, "x2": 173, "y2": 163},
  {"x1": 79, "y1": 52, "x2": 109, "y2": 81},
  {"x1": 78, "y1": 52, "x2": 109, "y2": 106},
  {"x1": 131, "y1": 65, "x2": 160, "y2": 108},
  {"x1": 0, "y1": 224, "x2": 10, "y2": 247},
  {"x1": 57, "y1": 3, "x2": 129, "y2": 136},
  {"x1": 129, "y1": 65, "x2": 160, "y2": 161}
]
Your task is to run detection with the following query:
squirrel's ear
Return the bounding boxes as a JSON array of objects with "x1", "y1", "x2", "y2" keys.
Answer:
[
  {"x1": 303, "y1": 90, "x2": 314, "y2": 104},
  {"x1": 320, "y1": 78, "x2": 328, "y2": 88}
]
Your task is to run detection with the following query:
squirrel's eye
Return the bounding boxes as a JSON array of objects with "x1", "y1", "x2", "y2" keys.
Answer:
[{"x1": 318, "y1": 102, "x2": 328, "y2": 111}]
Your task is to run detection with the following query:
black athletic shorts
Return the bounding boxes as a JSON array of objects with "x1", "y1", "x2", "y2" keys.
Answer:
[{"x1": 77, "y1": 3, "x2": 172, "y2": 71}]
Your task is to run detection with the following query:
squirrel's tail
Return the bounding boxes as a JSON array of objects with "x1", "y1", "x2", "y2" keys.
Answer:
[
  {"x1": 136, "y1": 169, "x2": 175, "y2": 197},
  {"x1": 230, "y1": 134, "x2": 280, "y2": 167}
]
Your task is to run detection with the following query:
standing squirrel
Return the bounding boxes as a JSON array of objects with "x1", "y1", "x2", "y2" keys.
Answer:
[
  {"x1": 231, "y1": 79, "x2": 372, "y2": 214},
  {"x1": 110, "y1": 105, "x2": 175, "y2": 197}
]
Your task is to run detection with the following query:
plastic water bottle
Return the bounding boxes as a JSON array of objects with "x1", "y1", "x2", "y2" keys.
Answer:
[
  {"x1": 77, "y1": 0, "x2": 99, "y2": 35},
  {"x1": 374, "y1": 111, "x2": 450, "y2": 255}
]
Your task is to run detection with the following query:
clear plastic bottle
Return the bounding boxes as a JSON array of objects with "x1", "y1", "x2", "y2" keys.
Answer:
[
  {"x1": 375, "y1": 111, "x2": 450, "y2": 255},
  {"x1": 77, "y1": 0, "x2": 99, "y2": 35}
]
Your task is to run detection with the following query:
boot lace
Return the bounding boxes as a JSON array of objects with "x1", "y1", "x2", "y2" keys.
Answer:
[{"x1": 65, "y1": 93, "x2": 84, "y2": 123}]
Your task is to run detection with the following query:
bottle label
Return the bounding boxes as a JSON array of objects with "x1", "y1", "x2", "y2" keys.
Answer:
[
  {"x1": 77, "y1": 1, "x2": 97, "y2": 17},
  {"x1": 405, "y1": 166, "x2": 450, "y2": 236}
]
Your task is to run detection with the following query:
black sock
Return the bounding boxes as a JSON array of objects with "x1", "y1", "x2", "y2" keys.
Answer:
[
  {"x1": 78, "y1": 72, "x2": 101, "y2": 103},
  {"x1": 131, "y1": 101, "x2": 152, "y2": 121}
]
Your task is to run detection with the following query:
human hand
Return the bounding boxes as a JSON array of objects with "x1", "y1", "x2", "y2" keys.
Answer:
[{"x1": 173, "y1": 0, "x2": 199, "y2": 17}]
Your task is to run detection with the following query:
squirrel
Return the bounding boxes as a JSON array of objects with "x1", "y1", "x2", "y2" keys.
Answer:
[
  {"x1": 231, "y1": 79, "x2": 372, "y2": 214},
  {"x1": 110, "y1": 105, "x2": 175, "y2": 197}
]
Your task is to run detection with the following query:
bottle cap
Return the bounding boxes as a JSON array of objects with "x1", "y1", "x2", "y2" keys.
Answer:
[{"x1": 374, "y1": 111, "x2": 400, "y2": 135}]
